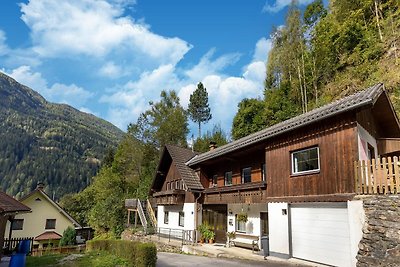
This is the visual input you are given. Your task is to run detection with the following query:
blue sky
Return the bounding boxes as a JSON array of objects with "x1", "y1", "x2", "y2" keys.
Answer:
[{"x1": 0, "y1": 0, "x2": 314, "y2": 137}]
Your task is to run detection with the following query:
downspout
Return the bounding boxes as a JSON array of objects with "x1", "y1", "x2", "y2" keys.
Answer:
[{"x1": 192, "y1": 190, "x2": 203, "y2": 243}]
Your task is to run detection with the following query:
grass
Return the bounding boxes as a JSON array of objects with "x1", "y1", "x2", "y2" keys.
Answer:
[
  {"x1": 25, "y1": 251, "x2": 129, "y2": 267},
  {"x1": 26, "y1": 254, "x2": 65, "y2": 267}
]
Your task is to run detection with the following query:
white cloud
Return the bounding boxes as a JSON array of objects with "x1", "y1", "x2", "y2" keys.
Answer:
[
  {"x1": 99, "y1": 61, "x2": 124, "y2": 78},
  {"x1": 0, "y1": 30, "x2": 8, "y2": 56},
  {"x1": 101, "y1": 36, "x2": 272, "y2": 132},
  {"x1": 253, "y1": 37, "x2": 272, "y2": 62},
  {"x1": 184, "y1": 48, "x2": 241, "y2": 81},
  {"x1": 263, "y1": 0, "x2": 313, "y2": 13},
  {"x1": 7, "y1": 65, "x2": 93, "y2": 107},
  {"x1": 20, "y1": 0, "x2": 191, "y2": 65}
]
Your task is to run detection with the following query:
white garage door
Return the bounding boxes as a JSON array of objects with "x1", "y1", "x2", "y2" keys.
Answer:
[{"x1": 291, "y1": 204, "x2": 351, "y2": 267}]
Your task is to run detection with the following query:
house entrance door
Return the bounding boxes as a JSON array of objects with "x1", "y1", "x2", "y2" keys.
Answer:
[{"x1": 202, "y1": 205, "x2": 227, "y2": 243}]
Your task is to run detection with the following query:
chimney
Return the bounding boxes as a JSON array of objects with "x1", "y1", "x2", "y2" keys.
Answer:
[
  {"x1": 209, "y1": 141, "x2": 217, "y2": 151},
  {"x1": 37, "y1": 182, "x2": 45, "y2": 190}
]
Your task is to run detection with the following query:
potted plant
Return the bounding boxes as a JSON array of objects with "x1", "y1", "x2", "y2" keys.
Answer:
[
  {"x1": 237, "y1": 212, "x2": 248, "y2": 223},
  {"x1": 197, "y1": 224, "x2": 208, "y2": 243},
  {"x1": 206, "y1": 229, "x2": 216, "y2": 244},
  {"x1": 226, "y1": 231, "x2": 235, "y2": 247}
]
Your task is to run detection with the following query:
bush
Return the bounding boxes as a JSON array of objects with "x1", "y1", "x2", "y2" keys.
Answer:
[
  {"x1": 59, "y1": 226, "x2": 76, "y2": 246},
  {"x1": 87, "y1": 239, "x2": 157, "y2": 267}
]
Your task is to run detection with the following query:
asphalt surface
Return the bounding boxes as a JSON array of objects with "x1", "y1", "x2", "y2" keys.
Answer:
[{"x1": 157, "y1": 252, "x2": 304, "y2": 267}]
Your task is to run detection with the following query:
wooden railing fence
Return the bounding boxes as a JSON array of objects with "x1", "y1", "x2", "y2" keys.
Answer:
[
  {"x1": 3, "y1": 237, "x2": 34, "y2": 254},
  {"x1": 354, "y1": 156, "x2": 400, "y2": 194}
]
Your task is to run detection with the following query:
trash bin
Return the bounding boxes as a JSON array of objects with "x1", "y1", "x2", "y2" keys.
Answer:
[{"x1": 260, "y1": 235, "x2": 269, "y2": 258}]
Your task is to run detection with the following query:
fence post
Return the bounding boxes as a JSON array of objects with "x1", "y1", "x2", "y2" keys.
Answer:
[{"x1": 169, "y1": 229, "x2": 171, "y2": 242}]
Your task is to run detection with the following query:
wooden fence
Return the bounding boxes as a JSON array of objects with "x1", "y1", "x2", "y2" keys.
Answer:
[
  {"x1": 3, "y1": 237, "x2": 34, "y2": 254},
  {"x1": 31, "y1": 245, "x2": 86, "y2": 256},
  {"x1": 354, "y1": 156, "x2": 400, "y2": 194}
]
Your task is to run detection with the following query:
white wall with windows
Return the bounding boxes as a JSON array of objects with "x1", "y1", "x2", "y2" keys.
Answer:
[
  {"x1": 157, "y1": 203, "x2": 196, "y2": 231},
  {"x1": 227, "y1": 203, "x2": 268, "y2": 247}
]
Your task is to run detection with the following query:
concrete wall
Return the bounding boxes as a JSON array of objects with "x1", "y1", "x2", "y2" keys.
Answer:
[
  {"x1": 4, "y1": 191, "x2": 75, "y2": 248},
  {"x1": 348, "y1": 200, "x2": 365, "y2": 267},
  {"x1": 268, "y1": 202, "x2": 289, "y2": 258}
]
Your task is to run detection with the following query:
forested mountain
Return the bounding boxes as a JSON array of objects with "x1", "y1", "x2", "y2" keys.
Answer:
[
  {"x1": 0, "y1": 72, "x2": 124, "y2": 199},
  {"x1": 232, "y1": 0, "x2": 400, "y2": 139}
]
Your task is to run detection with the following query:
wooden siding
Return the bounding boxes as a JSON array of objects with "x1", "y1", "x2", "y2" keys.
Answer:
[
  {"x1": 201, "y1": 149, "x2": 265, "y2": 188},
  {"x1": 266, "y1": 114, "x2": 358, "y2": 197},
  {"x1": 161, "y1": 160, "x2": 181, "y2": 191}
]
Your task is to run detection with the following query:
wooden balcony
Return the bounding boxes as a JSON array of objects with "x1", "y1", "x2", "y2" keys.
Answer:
[
  {"x1": 204, "y1": 181, "x2": 267, "y2": 204},
  {"x1": 354, "y1": 156, "x2": 400, "y2": 194},
  {"x1": 152, "y1": 189, "x2": 185, "y2": 205}
]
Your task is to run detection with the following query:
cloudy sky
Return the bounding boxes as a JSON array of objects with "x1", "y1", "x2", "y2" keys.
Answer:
[{"x1": 0, "y1": 0, "x2": 313, "y2": 136}]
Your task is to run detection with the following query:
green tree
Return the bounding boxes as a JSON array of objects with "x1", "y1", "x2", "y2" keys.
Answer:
[
  {"x1": 231, "y1": 98, "x2": 266, "y2": 140},
  {"x1": 188, "y1": 82, "x2": 212, "y2": 138},
  {"x1": 193, "y1": 124, "x2": 228, "y2": 152},
  {"x1": 131, "y1": 90, "x2": 189, "y2": 149},
  {"x1": 59, "y1": 226, "x2": 76, "y2": 246}
]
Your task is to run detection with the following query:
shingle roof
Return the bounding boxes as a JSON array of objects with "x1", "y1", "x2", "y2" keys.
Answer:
[
  {"x1": 0, "y1": 191, "x2": 31, "y2": 214},
  {"x1": 34, "y1": 231, "x2": 62, "y2": 241},
  {"x1": 187, "y1": 83, "x2": 384, "y2": 166},
  {"x1": 165, "y1": 145, "x2": 203, "y2": 191}
]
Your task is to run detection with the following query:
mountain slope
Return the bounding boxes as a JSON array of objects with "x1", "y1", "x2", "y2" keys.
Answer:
[{"x1": 0, "y1": 72, "x2": 124, "y2": 199}]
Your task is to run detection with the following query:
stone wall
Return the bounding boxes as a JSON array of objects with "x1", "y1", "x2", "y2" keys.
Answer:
[
  {"x1": 121, "y1": 229, "x2": 182, "y2": 253},
  {"x1": 356, "y1": 195, "x2": 400, "y2": 267}
]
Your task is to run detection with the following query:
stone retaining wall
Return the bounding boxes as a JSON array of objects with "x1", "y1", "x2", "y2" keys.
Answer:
[
  {"x1": 121, "y1": 229, "x2": 182, "y2": 253},
  {"x1": 356, "y1": 195, "x2": 400, "y2": 267}
]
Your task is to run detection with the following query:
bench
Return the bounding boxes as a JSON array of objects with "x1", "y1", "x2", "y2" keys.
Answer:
[{"x1": 231, "y1": 233, "x2": 259, "y2": 252}]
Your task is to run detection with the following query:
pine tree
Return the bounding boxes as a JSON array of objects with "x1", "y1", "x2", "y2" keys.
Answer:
[{"x1": 188, "y1": 82, "x2": 212, "y2": 138}]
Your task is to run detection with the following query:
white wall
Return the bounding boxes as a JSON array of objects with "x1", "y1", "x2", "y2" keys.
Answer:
[
  {"x1": 157, "y1": 204, "x2": 196, "y2": 231},
  {"x1": 227, "y1": 203, "x2": 268, "y2": 235},
  {"x1": 348, "y1": 200, "x2": 365, "y2": 267},
  {"x1": 268, "y1": 202, "x2": 289, "y2": 257},
  {"x1": 357, "y1": 124, "x2": 378, "y2": 160}
]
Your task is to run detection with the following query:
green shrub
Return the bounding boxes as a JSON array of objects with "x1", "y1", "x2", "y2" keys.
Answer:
[
  {"x1": 87, "y1": 239, "x2": 157, "y2": 267},
  {"x1": 59, "y1": 226, "x2": 76, "y2": 246}
]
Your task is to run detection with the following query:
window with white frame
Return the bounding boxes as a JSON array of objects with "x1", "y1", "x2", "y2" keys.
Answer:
[
  {"x1": 225, "y1": 171, "x2": 232, "y2": 185},
  {"x1": 261, "y1": 164, "x2": 266, "y2": 182},
  {"x1": 242, "y1": 167, "x2": 252, "y2": 183},
  {"x1": 164, "y1": 211, "x2": 169, "y2": 224},
  {"x1": 178, "y1": 211, "x2": 184, "y2": 227},
  {"x1": 236, "y1": 215, "x2": 246, "y2": 232},
  {"x1": 291, "y1": 146, "x2": 320, "y2": 175}
]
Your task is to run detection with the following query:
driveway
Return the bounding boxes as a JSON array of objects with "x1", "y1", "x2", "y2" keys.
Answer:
[{"x1": 157, "y1": 252, "x2": 304, "y2": 267}]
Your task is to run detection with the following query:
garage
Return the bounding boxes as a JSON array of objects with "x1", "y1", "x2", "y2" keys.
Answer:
[{"x1": 290, "y1": 203, "x2": 352, "y2": 267}]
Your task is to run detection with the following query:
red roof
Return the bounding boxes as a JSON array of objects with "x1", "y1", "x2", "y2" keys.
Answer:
[
  {"x1": 0, "y1": 191, "x2": 31, "y2": 214},
  {"x1": 34, "y1": 231, "x2": 62, "y2": 241}
]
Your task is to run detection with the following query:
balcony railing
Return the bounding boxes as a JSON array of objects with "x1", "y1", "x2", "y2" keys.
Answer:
[{"x1": 354, "y1": 156, "x2": 400, "y2": 194}]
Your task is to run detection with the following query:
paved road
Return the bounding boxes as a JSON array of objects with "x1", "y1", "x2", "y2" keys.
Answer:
[{"x1": 157, "y1": 252, "x2": 302, "y2": 267}]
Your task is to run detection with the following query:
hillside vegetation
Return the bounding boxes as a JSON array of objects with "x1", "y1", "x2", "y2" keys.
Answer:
[
  {"x1": 232, "y1": 0, "x2": 400, "y2": 139},
  {"x1": 0, "y1": 72, "x2": 124, "y2": 199}
]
